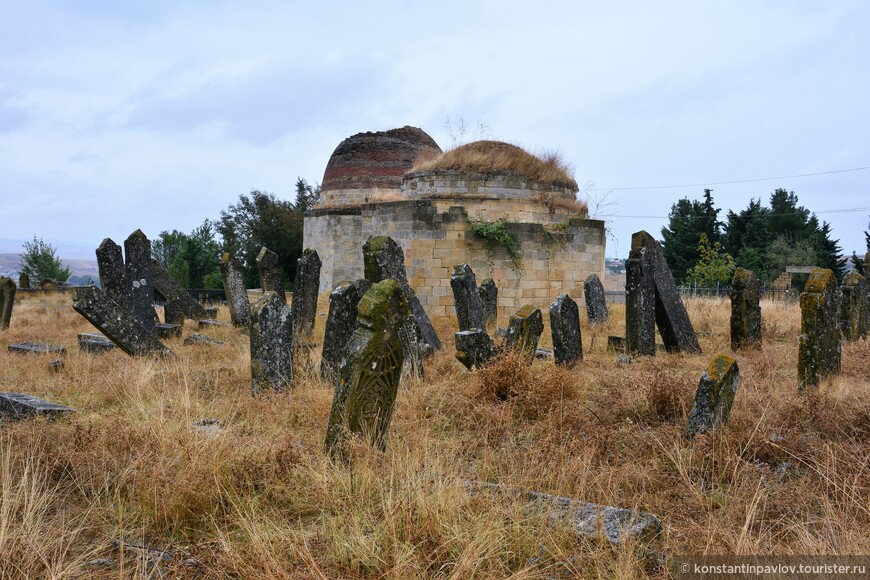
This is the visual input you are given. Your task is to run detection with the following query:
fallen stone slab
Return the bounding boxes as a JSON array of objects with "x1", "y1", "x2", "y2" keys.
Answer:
[
  {"x1": 8, "y1": 342, "x2": 67, "y2": 355},
  {"x1": 198, "y1": 319, "x2": 228, "y2": 329},
  {"x1": 155, "y1": 323, "x2": 182, "y2": 339},
  {"x1": 535, "y1": 348, "x2": 554, "y2": 360},
  {"x1": 78, "y1": 333, "x2": 116, "y2": 354},
  {"x1": 190, "y1": 418, "x2": 224, "y2": 436},
  {"x1": 183, "y1": 333, "x2": 224, "y2": 346},
  {"x1": 0, "y1": 392, "x2": 75, "y2": 419},
  {"x1": 72, "y1": 286, "x2": 170, "y2": 357},
  {"x1": 204, "y1": 306, "x2": 219, "y2": 318},
  {"x1": 48, "y1": 359, "x2": 65, "y2": 372}
]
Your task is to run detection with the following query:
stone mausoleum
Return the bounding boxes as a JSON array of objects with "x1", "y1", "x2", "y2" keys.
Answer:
[{"x1": 303, "y1": 126, "x2": 606, "y2": 321}]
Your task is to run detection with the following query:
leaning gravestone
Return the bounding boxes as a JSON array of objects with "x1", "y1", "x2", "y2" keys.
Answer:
[
  {"x1": 95, "y1": 238, "x2": 131, "y2": 311},
  {"x1": 838, "y1": 272, "x2": 868, "y2": 341},
  {"x1": 150, "y1": 259, "x2": 208, "y2": 323},
  {"x1": 625, "y1": 230, "x2": 701, "y2": 356},
  {"x1": 550, "y1": 294, "x2": 583, "y2": 367},
  {"x1": 292, "y1": 248, "x2": 322, "y2": 339},
  {"x1": 325, "y1": 280, "x2": 408, "y2": 459},
  {"x1": 583, "y1": 273, "x2": 609, "y2": 325},
  {"x1": 478, "y1": 277, "x2": 498, "y2": 331},
  {"x1": 505, "y1": 305, "x2": 544, "y2": 362},
  {"x1": 320, "y1": 279, "x2": 370, "y2": 380},
  {"x1": 256, "y1": 247, "x2": 285, "y2": 302},
  {"x1": 18, "y1": 272, "x2": 30, "y2": 290},
  {"x1": 730, "y1": 267, "x2": 762, "y2": 350},
  {"x1": 685, "y1": 354, "x2": 740, "y2": 439},
  {"x1": 798, "y1": 268, "x2": 841, "y2": 390},
  {"x1": 219, "y1": 253, "x2": 251, "y2": 327},
  {"x1": 455, "y1": 329, "x2": 496, "y2": 370},
  {"x1": 0, "y1": 277, "x2": 15, "y2": 330},
  {"x1": 0, "y1": 393, "x2": 75, "y2": 420},
  {"x1": 450, "y1": 264, "x2": 486, "y2": 332},
  {"x1": 249, "y1": 291, "x2": 294, "y2": 394},
  {"x1": 72, "y1": 286, "x2": 170, "y2": 357},
  {"x1": 124, "y1": 230, "x2": 158, "y2": 331}
]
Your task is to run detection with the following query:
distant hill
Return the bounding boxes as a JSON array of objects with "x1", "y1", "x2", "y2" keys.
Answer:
[{"x1": 0, "y1": 253, "x2": 99, "y2": 279}]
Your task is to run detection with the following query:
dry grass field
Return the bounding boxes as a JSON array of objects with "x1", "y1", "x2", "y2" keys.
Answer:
[{"x1": 0, "y1": 293, "x2": 868, "y2": 578}]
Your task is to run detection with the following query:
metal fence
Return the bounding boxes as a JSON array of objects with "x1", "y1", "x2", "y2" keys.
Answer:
[{"x1": 605, "y1": 285, "x2": 797, "y2": 304}]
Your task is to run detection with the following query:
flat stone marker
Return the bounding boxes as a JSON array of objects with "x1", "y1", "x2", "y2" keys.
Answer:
[
  {"x1": 685, "y1": 354, "x2": 740, "y2": 439},
  {"x1": 550, "y1": 294, "x2": 583, "y2": 367},
  {"x1": 220, "y1": 253, "x2": 251, "y2": 327},
  {"x1": 198, "y1": 319, "x2": 228, "y2": 329},
  {"x1": 455, "y1": 329, "x2": 497, "y2": 370},
  {"x1": 450, "y1": 264, "x2": 486, "y2": 332},
  {"x1": 48, "y1": 359, "x2": 64, "y2": 372},
  {"x1": 293, "y1": 248, "x2": 322, "y2": 339},
  {"x1": 583, "y1": 273, "x2": 609, "y2": 325},
  {"x1": 205, "y1": 306, "x2": 219, "y2": 318},
  {"x1": 155, "y1": 323, "x2": 182, "y2": 339},
  {"x1": 478, "y1": 277, "x2": 498, "y2": 331},
  {"x1": 0, "y1": 392, "x2": 75, "y2": 419},
  {"x1": 72, "y1": 286, "x2": 170, "y2": 357},
  {"x1": 0, "y1": 276, "x2": 15, "y2": 330},
  {"x1": 95, "y1": 238, "x2": 131, "y2": 311},
  {"x1": 8, "y1": 342, "x2": 67, "y2": 355},
  {"x1": 798, "y1": 268, "x2": 841, "y2": 389},
  {"x1": 256, "y1": 246, "x2": 285, "y2": 302},
  {"x1": 325, "y1": 280, "x2": 408, "y2": 459},
  {"x1": 150, "y1": 259, "x2": 208, "y2": 323},
  {"x1": 730, "y1": 267, "x2": 762, "y2": 350},
  {"x1": 505, "y1": 305, "x2": 544, "y2": 362},
  {"x1": 78, "y1": 333, "x2": 115, "y2": 354},
  {"x1": 250, "y1": 291, "x2": 294, "y2": 394},
  {"x1": 839, "y1": 272, "x2": 868, "y2": 341},
  {"x1": 626, "y1": 231, "x2": 701, "y2": 356},
  {"x1": 124, "y1": 229, "x2": 158, "y2": 331},
  {"x1": 321, "y1": 279, "x2": 370, "y2": 380},
  {"x1": 184, "y1": 333, "x2": 224, "y2": 346}
]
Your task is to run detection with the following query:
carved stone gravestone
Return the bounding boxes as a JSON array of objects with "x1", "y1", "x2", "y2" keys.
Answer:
[
  {"x1": 96, "y1": 238, "x2": 131, "y2": 311},
  {"x1": 18, "y1": 272, "x2": 30, "y2": 290},
  {"x1": 249, "y1": 291, "x2": 294, "y2": 394},
  {"x1": 320, "y1": 279, "x2": 370, "y2": 381},
  {"x1": 730, "y1": 267, "x2": 762, "y2": 350},
  {"x1": 72, "y1": 286, "x2": 170, "y2": 357},
  {"x1": 685, "y1": 354, "x2": 740, "y2": 439},
  {"x1": 325, "y1": 280, "x2": 408, "y2": 459},
  {"x1": 256, "y1": 247, "x2": 285, "y2": 302},
  {"x1": 798, "y1": 268, "x2": 841, "y2": 390},
  {"x1": 454, "y1": 329, "x2": 496, "y2": 370},
  {"x1": 478, "y1": 277, "x2": 498, "y2": 331},
  {"x1": 505, "y1": 305, "x2": 544, "y2": 362},
  {"x1": 583, "y1": 274, "x2": 608, "y2": 325},
  {"x1": 550, "y1": 294, "x2": 583, "y2": 367},
  {"x1": 0, "y1": 277, "x2": 15, "y2": 330},
  {"x1": 293, "y1": 248, "x2": 322, "y2": 339},
  {"x1": 450, "y1": 264, "x2": 486, "y2": 332},
  {"x1": 219, "y1": 253, "x2": 251, "y2": 327},
  {"x1": 838, "y1": 272, "x2": 868, "y2": 341},
  {"x1": 150, "y1": 259, "x2": 208, "y2": 323},
  {"x1": 124, "y1": 230, "x2": 158, "y2": 331}
]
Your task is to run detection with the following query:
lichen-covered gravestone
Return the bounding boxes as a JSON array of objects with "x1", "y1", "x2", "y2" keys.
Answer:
[
  {"x1": 72, "y1": 286, "x2": 170, "y2": 357},
  {"x1": 625, "y1": 231, "x2": 701, "y2": 356},
  {"x1": 550, "y1": 294, "x2": 583, "y2": 367},
  {"x1": 478, "y1": 277, "x2": 498, "y2": 331},
  {"x1": 838, "y1": 272, "x2": 868, "y2": 341},
  {"x1": 292, "y1": 248, "x2": 322, "y2": 339},
  {"x1": 798, "y1": 268, "x2": 841, "y2": 390},
  {"x1": 0, "y1": 277, "x2": 15, "y2": 330},
  {"x1": 505, "y1": 305, "x2": 544, "y2": 362},
  {"x1": 124, "y1": 230, "x2": 158, "y2": 331},
  {"x1": 320, "y1": 279, "x2": 370, "y2": 381},
  {"x1": 455, "y1": 329, "x2": 496, "y2": 370},
  {"x1": 450, "y1": 264, "x2": 486, "y2": 332},
  {"x1": 18, "y1": 272, "x2": 30, "y2": 290},
  {"x1": 150, "y1": 259, "x2": 208, "y2": 323},
  {"x1": 685, "y1": 354, "x2": 740, "y2": 439},
  {"x1": 249, "y1": 291, "x2": 294, "y2": 394},
  {"x1": 95, "y1": 238, "x2": 131, "y2": 311},
  {"x1": 729, "y1": 267, "x2": 762, "y2": 350},
  {"x1": 219, "y1": 253, "x2": 251, "y2": 327},
  {"x1": 583, "y1": 274, "x2": 609, "y2": 325},
  {"x1": 325, "y1": 280, "x2": 408, "y2": 459},
  {"x1": 256, "y1": 247, "x2": 285, "y2": 302}
]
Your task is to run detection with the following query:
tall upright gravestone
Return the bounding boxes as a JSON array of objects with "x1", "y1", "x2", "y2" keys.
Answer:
[
  {"x1": 583, "y1": 274, "x2": 609, "y2": 325},
  {"x1": 685, "y1": 354, "x2": 740, "y2": 439},
  {"x1": 256, "y1": 247, "x2": 285, "y2": 302},
  {"x1": 18, "y1": 272, "x2": 30, "y2": 290},
  {"x1": 292, "y1": 248, "x2": 322, "y2": 339},
  {"x1": 95, "y1": 238, "x2": 131, "y2": 311},
  {"x1": 798, "y1": 268, "x2": 841, "y2": 390},
  {"x1": 505, "y1": 305, "x2": 544, "y2": 362},
  {"x1": 625, "y1": 231, "x2": 700, "y2": 356},
  {"x1": 450, "y1": 264, "x2": 486, "y2": 332},
  {"x1": 321, "y1": 279, "x2": 370, "y2": 381},
  {"x1": 219, "y1": 253, "x2": 251, "y2": 327},
  {"x1": 325, "y1": 280, "x2": 408, "y2": 459},
  {"x1": 550, "y1": 294, "x2": 583, "y2": 367},
  {"x1": 838, "y1": 272, "x2": 868, "y2": 341},
  {"x1": 124, "y1": 230, "x2": 158, "y2": 331},
  {"x1": 729, "y1": 267, "x2": 762, "y2": 350},
  {"x1": 0, "y1": 277, "x2": 15, "y2": 330},
  {"x1": 478, "y1": 277, "x2": 498, "y2": 331},
  {"x1": 249, "y1": 291, "x2": 294, "y2": 394}
]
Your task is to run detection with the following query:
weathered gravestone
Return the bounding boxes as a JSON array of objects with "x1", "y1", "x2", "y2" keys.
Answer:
[
  {"x1": 550, "y1": 294, "x2": 583, "y2": 367},
  {"x1": 325, "y1": 280, "x2": 408, "y2": 459},
  {"x1": 155, "y1": 323, "x2": 182, "y2": 339},
  {"x1": 8, "y1": 342, "x2": 67, "y2": 355},
  {"x1": 730, "y1": 267, "x2": 762, "y2": 350},
  {"x1": 450, "y1": 264, "x2": 486, "y2": 332},
  {"x1": 249, "y1": 291, "x2": 294, "y2": 394},
  {"x1": 625, "y1": 231, "x2": 701, "y2": 356},
  {"x1": 685, "y1": 354, "x2": 740, "y2": 439},
  {"x1": 478, "y1": 277, "x2": 498, "y2": 331},
  {"x1": 18, "y1": 272, "x2": 29, "y2": 290},
  {"x1": 583, "y1": 273, "x2": 609, "y2": 325},
  {"x1": 292, "y1": 248, "x2": 322, "y2": 339},
  {"x1": 184, "y1": 333, "x2": 224, "y2": 346},
  {"x1": 0, "y1": 277, "x2": 15, "y2": 330},
  {"x1": 838, "y1": 272, "x2": 868, "y2": 341},
  {"x1": 72, "y1": 286, "x2": 170, "y2": 357},
  {"x1": 256, "y1": 247, "x2": 285, "y2": 302},
  {"x1": 320, "y1": 279, "x2": 370, "y2": 381},
  {"x1": 798, "y1": 268, "x2": 841, "y2": 390},
  {"x1": 78, "y1": 333, "x2": 115, "y2": 354},
  {"x1": 219, "y1": 253, "x2": 251, "y2": 327},
  {"x1": 150, "y1": 259, "x2": 208, "y2": 323},
  {"x1": 95, "y1": 238, "x2": 131, "y2": 310},
  {"x1": 505, "y1": 305, "x2": 544, "y2": 362},
  {"x1": 455, "y1": 329, "x2": 497, "y2": 370},
  {"x1": 0, "y1": 392, "x2": 75, "y2": 420},
  {"x1": 124, "y1": 230, "x2": 158, "y2": 331}
]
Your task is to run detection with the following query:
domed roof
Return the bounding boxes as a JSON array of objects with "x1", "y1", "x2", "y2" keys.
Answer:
[{"x1": 321, "y1": 126, "x2": 442, "y2": 193}]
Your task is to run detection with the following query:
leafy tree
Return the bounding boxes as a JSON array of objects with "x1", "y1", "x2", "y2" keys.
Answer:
[
  {"x1": 152, "y1": 220, "x2": 221, "y2": 288},
  {"x1": 762, "y1": 235, "x2": 818, "y2": 283},
  {"x1": 685, "y1": 234, "x2": 735, "y2": 286},
  {"x1": 294, "y1": 177, "x2": 321, "y2": 212},
  {"x1": 661, "y1": 188, "x2": 721, "y2": 283},
  {"x1": 19, "y1": 236, "x2": 71, "y2": 283},
  {"x1": 849, "y1": 216, "x2": 868, "y2": 276}
]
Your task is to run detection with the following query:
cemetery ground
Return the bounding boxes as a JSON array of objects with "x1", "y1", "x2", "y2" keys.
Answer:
[{"x1": 1, "y1": 293, "x2": 868, "y2": 578}]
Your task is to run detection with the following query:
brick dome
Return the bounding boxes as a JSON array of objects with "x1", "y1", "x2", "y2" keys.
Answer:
[{"x1": 321, "y1": 126, "x2": 442, "y2": 193}]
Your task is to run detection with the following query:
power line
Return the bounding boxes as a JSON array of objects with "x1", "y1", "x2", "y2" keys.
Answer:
[
  {"x1": 588, "y1": 165, "x2": 870, "y2": 192},
  {"x1": 607, "y1": 206, "x2": 870, "y2": 220}
]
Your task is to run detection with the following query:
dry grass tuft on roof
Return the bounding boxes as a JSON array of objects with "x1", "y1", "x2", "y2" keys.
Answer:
[{"x1": 411, "y1": 140, "x2": 578, "y2": 190}]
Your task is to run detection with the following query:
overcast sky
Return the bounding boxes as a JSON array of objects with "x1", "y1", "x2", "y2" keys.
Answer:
[{"x1": 1, "y1": 1, "x2": 868, "y2": 260}]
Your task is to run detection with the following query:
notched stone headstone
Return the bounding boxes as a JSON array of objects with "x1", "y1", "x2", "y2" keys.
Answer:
[
  {"x1": 685, "y1": 354, "x2": 740, "y2": 439},
  {"x1": 220, "y1": 253, "x2": 251, "y2": 327},
  {"x1": 478, "y1": 277, "x2": 498, "y2": 331},
  {"x1": 325, "y1": 279, "x2": 408, "y2": 459},
  {"x1": 72, "y1": 286, "x2": 170, "y2": 357},
  {"x1": 455, "y1": 329, "x2": 496, "y2": 370},
  {"x1": 0, "y1": 392, "x2": 75, "y2": 420},
  {"x1": 0, "y1": 276, "x2": 15, "y2": 330},
  {"x1": 321, "y1": 279, "x2": 371, "y2": 381},
  {"x1": 150, "y1": 259, "x2": 208, "y2": 323},
  {"x1": 250, "y1": 291, "x2": 294, "y2": 394},
  {"x1": 8, "y1": 342, "x2": 67, "y2": 355},
  {"x1": 96, "y1": 238, "x2": 131, "y2": 311},
  {"x1": 124, "y1": 229, "x2": 158, "y2": 331},
  {"x1": 730, "y1": 267, "x2": 762, "y2": 350},
  {"x1": 505, "y1": 305, "x2": 544, "y2": 362},
  {"x1": 838, "y1": 272, "x2": 868, "y2": 341},
  {"x1": 78, "y1": 333, "x2": 116, "y2": 354},
  {"x1": 550, "y1": 294, "x2": 583, "y2": 367},
  {"x1": 583, "y1": 273, "x2": 609, "y2": 325},
  {"x1": 256, "y1": 247, "x2": 285, "y2": 301},
  {"x1": 293, "y1": 248, "x2": 322, "y2": 339},
  {"x1": 798, "y1": 268, "x2": 841, "y2": 390},
  {"x1": 450, "y1": 264, "x2": 486, "y2": 332}
]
